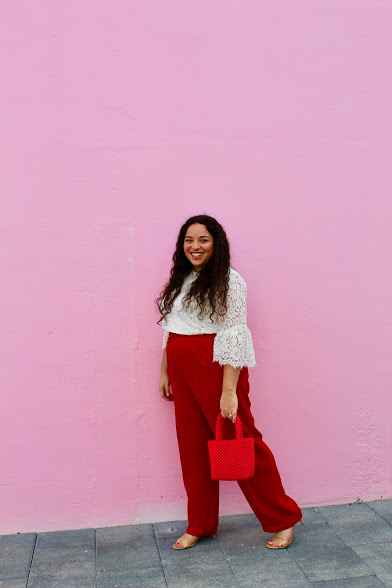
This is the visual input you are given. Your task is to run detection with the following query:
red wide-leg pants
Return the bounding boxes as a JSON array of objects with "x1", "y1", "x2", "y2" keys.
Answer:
[{"x1": 166, "y1": 332, "x2": 302, "y2": 537}]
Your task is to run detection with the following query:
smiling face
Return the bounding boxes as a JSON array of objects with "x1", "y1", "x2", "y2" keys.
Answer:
[{"x1": 183, "y1": 223, "x2": 214, "y2": 271}]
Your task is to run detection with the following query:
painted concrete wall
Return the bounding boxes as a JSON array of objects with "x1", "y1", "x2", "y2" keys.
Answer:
[{"x1": 1, "y1": 1, "x2": 391, "y2": 534}]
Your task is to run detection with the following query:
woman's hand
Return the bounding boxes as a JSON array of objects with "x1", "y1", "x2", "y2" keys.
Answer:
[
  {"x1": 159, "y1": 350, "x2": 173, "y2": 401},
  {"x1": 220, "y1": 390, "x2": 238, "y2": 423},
  {"x1": 159, "y1": 370, "x2": 173, "y2": 401}
]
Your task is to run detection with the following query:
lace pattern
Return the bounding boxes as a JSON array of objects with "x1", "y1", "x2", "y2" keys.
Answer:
[
  {"x1": 213, "y1": 324, "x2": 256, "y2": 368},
  {"x1": 162, "y1": 268, "x2": 256, "y2": 368}
]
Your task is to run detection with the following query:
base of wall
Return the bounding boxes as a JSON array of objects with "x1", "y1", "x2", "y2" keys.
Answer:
[{"x1": 2, "y1": 490, "x2": 390, "y2": 536}]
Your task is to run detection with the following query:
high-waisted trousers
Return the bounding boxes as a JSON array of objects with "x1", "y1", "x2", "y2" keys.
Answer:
[{"x1": 166, "y1": 332, "x2": 302, "y2": 537}]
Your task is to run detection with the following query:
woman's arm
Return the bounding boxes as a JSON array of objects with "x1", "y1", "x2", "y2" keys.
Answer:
[
  {"x1": 220, "y1": 365, "x2": 241, "y2": 422},
  {"x1": 159, "y1": 350, "x2": 173, "y2": 401},
  {"x1": 213, "y1": 271, "x2": 256, "y2": 369}
]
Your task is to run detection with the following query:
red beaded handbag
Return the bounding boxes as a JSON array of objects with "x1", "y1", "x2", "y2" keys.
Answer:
[{"x1": 208, "y1": 414, "x2": 255, "y2": 481}]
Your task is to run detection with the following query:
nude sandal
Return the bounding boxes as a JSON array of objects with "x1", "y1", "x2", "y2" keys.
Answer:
[
  {"x1": 172, "y1": 533, "x2": 216, "y2": 550},
  {"x1": 266, "y1": 519, "x2": 304, "y2": 550},
  {"x1": 266, "y1": 535, "x2": 293, "y2": 549},
  {"x1": 172, "y1": 536, "x2": 199, "y2": 550}
]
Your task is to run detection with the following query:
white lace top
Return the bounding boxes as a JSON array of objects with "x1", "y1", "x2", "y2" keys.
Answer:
[{"x1": 162, "y1": 268, "x2": 256, "y2": 369}]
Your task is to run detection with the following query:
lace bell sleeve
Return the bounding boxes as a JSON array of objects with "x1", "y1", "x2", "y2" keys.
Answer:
[
  {"x1": 213, "y1": 271, "x2": 256, "y2": 369},
  {"x1": 162, "y1": 330, "x2": 169, "y2": 350}
]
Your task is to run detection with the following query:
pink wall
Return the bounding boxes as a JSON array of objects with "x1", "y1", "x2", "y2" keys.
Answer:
[{"x1": 1, "y1": 1, "x2": 391, "y2": 534}]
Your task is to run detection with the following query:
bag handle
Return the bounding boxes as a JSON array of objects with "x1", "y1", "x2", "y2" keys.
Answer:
[{"x1": 215, "y1": 413, "x2": 244, "y2": 440}]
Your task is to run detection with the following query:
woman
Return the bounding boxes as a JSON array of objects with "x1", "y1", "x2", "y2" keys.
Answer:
[{"x1": 157, "y1": 215, "x2": 303, "y2": 550}]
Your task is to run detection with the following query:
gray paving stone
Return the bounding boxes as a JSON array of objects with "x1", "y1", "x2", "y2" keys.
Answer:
[
  {"x1": 0, "y1": 579, "x2": 27, "y2": 588},
  {"x1": 153, "y1": 519, "x2": 190, "y2": 539},
  {"x1": 218, "y1": 513, "x2": 259, "y2": 530},
  {"x1": 216, "y1": 530, "x2": 268, "y2": 558},
  {"x1": 97, "y1": 524, "x2": 161, "y2": 572},
  {"x1": 97, "y1": 566, "x2": 167, "y2": 588},
  {"x1": 153, "y1": 513, "x2": 259, "y2": 540},
  {"x1": 27, "y1": 545, "x2": 95, "y2": 588},
  {"x1": 36, "y1": 528, "x2": 95, "y2": 549},
  {"x1": 214, "y1": 515, "x2": 269, "y2": 558},
  {"x1": 311, "y1": 575, "x2": 386, "y2": 587},
  {"x1": 0, "y1": 534, "x2": 35, "y2": 581},
  {"x1": 229, "y1": 550, "x2": 312, "y2": 587},
  {"x1": 0, "y1": 535, "x2": 35, "y2": 549},
  {"x1": 353, "y1": 541, "x2": 392, "y2": 586},
  {"x1": 1, "y1": 501, "x2": 390, "y2": 587},
  {"x1": 292, "y1": 520, "x2": 345, "y2": 547},
  {"x1": 316, "y1": 502, "x2": 392, "y2": 545},
  {"x1": 300, "y1": 507, "x2": 332, "y2": 524},
  {"x1": 367, "y1": 499, "x2": 392, "y2": 525},
  {"x1": 316, "y1": 502, "x2": 374, "y2": 522},
  {"x1": 164, "y1": 559, "x2": 238, "y2": 587},
  {"x1": 288, "y1": 543, "x2": 371, "y2": 583},
  {"x1": 217, "y1": 510, "x2": 338, "y2": 553}
]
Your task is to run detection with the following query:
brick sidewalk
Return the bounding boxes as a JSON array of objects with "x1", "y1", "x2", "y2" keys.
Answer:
[{"x1": 1, "y1": 500, "x2": 391, "y2": 587}]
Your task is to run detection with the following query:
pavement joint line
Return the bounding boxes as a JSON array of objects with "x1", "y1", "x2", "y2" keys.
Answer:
[
  {"x1": 366, "y1": 502, "x2": 392, "y2": 528},
  {"x1": 312, "y1": 506, "x2": 327, "y2": 521},
  {"x1": 26, "y1": 543, "x2": 95, "y2": 552},
  {"x1": 286, "y1": 546, "x2": 313, "y2": 586},
  {"x1": 212, "y1": 536, "x2": 241, "y2": 588},
  {"x1": 324, "y1": 519, "x2": 345, "y2": 541},
  {"x1": 25, "y1": 532, "x2": 37, "y2": 588},
  {"x1": 152, "y1": 522, "x2": 169, "y2": 588},
  {"x1": 309, "y1": 575, "x2": 387, "y2": 587},
  {"x1": 223, "y1": 558, "x2": 243, "y2": 588},
  {"x1": 94, "y1": 527, "x2": 97, "y2": 588}
]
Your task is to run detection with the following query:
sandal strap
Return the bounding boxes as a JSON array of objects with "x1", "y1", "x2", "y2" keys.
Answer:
[{"x1": 268, "y1": 535, "x2": 292, "y2": 547}]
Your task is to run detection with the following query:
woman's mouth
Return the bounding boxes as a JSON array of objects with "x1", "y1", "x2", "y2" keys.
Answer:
[{"x1": 190, "y1": 252, "x2": 203, "y2": 259}]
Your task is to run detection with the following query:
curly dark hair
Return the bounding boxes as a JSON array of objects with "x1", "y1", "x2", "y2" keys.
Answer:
[{"x1": 156, "y1": 215, "x2": 231, "y2": 323}]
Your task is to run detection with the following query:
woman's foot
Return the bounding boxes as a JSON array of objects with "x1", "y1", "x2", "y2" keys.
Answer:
[
  {"x1": 266, "y1": 519, "x2": 303, "y2": 549},
  {"x1": 266, "y1": 526, "x2": 293, "y2": 549},
  {"x1": 172, "y1": 532, "x2": 199, "y2": 550}
]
